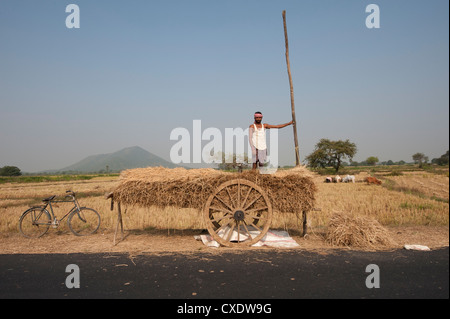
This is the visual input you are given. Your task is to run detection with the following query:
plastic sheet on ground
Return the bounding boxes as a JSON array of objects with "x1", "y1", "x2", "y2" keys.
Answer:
[
  {"x1": 404, "y1": 244, "x2": 431, "y2": 251},
  {"x1": 195, "y1": 226, "x2": 300, "y2": 248}
]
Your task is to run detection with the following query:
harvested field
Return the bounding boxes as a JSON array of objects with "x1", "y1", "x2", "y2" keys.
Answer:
[
  {"x1": 383, "y1": 171, "x2": 449, "y2": 202},
  {"x1": 0, "y1": 167, "x2": 448, "y2": 254},
  {"x1": 312, "y1": 172, "x2": 449, "y2": 227}
]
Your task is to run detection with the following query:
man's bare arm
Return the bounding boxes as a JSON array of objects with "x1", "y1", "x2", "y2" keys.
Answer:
[
  {"x1": 248, "y1": 125, "x2": 256, "y2": 152},
  {"x1": 264, "y1": 121, "x2": 293, "y2": 129}
]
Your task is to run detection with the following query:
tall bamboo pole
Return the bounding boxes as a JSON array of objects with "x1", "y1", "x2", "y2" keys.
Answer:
[{"x1": 282, "y1": 10, "x2": 300, "y2": 167}]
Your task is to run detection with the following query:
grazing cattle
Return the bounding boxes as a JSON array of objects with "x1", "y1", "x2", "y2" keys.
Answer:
[
  {"x1": 343, "y1": 175, "x2": 355, "y2": 183},
  {"x1": 325, "y1": 177, "x2": 333, "y2": 183},
  {"x1": 366, "y1": 176, "x2": 382, "y2": 185},
  {"x1": 333, "y1": 175, "x2": 342, "y2": 183}
]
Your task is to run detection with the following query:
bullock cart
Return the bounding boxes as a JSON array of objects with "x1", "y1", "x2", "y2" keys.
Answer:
[{"x1": 108, "y1": 167, "x2": 317, "y2": 247}]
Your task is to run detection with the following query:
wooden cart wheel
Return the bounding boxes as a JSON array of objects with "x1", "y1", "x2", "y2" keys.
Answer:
[{"x1": 203, "y1": 179, "x2": 273, "y2": 247}]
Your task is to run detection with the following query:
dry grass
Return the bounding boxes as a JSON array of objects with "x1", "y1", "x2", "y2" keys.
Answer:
[
  {"x1": 0, "y1": 176, "x2": 118, "y2": 201},
  {"x1": 309, "y1": 172, "x2": 449, "y2": 227},
  {"x1": 383, "y1": 171, "x2": 449, "y2": 202},
  {"x1": 0, "y1": 168, "x2": 448, "y2": 251}
]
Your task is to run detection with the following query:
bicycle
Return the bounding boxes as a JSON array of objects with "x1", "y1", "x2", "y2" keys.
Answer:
[{"x1": 19, "y1": 190, "x2": 101, "y2": 238}]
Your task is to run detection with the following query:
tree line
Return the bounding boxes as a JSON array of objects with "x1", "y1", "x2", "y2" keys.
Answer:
[
  {"x1": 0, "y1": 166, "x2": 22, "y2": 176},
  {"x1": 305, "y1": 138, "x2": 449, "y2": 172}
]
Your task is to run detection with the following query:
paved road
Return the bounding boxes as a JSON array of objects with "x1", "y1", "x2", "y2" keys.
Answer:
[{"x1": 0, "y1": 248, "x2": 448, "y2": 300}]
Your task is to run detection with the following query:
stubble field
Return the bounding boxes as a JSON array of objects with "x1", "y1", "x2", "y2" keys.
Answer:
[{"x1": 0, "y1": 168, "x2": 448, "y2": 254}]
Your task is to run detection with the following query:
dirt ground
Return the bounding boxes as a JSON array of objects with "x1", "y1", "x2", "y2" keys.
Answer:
[{"x1": 0, "y1": 225, "x2": 448, "y2": 255}]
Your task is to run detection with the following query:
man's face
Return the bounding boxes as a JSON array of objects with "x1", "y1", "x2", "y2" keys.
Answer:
[{"x1": 254, "y1": 116, "x2": 262, "y2": 124}]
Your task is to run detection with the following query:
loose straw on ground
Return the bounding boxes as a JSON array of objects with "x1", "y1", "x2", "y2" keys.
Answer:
[{"x1": 325, "y1": 212, "x2": 395, "y2": 249}]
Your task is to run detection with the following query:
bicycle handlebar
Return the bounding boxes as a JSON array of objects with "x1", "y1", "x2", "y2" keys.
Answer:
[{"x1": 65, "y1": 190, "x2": 76, "y2": 198}]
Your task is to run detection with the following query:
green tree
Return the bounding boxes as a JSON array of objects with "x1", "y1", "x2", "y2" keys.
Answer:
[
  {"x1": 0, "y1": 166, "x2": 22, "y2": 176},
  {"x1": 412, "y1": 153, "x2": 428, "y2": 168},
  {"x1": 305, "y1": 139, "x2": 357, "y2": 172},
  {"x1": 431, "y1": 151, "x2": 449, "y2": 166},
  {"x1": 366, "y1": 156, "x2": 379, "y2": 166},
  {"x1": 349, "y1": 160, "x2": 359, "y2": 167}
]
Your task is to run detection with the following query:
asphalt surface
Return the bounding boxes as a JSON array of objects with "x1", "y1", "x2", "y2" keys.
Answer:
[{"x1": 0, "y1": 247, "x2": 448, "y2": 300}]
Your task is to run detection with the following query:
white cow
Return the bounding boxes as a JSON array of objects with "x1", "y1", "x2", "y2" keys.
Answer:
[{"x1": 343, "y1": 175, "x2": 355, "y2": 183}]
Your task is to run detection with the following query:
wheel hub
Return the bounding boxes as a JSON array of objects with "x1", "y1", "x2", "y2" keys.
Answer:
[{"x1": 233, "y1": 210, "x2": 245, "y2": 221}]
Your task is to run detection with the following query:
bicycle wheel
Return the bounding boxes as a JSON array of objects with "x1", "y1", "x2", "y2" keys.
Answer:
[
  {"x1": 68, "y1": 207, "x2": 101, "y2": 236},
  {"x1": 19, "y1": 207, "x2": 51, "y2": 238}
]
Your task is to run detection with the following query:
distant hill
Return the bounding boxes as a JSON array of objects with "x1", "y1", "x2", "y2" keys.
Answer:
[{"x1": 55, "y1": 146, "x2": 178, "y2": 173}]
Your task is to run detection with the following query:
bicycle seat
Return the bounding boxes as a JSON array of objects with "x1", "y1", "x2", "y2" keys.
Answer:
[{"x1": 42, "y1": 195, "x2": 56, "y2": 202}]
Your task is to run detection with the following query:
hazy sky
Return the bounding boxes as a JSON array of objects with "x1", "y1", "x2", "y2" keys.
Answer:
[{"x1": 1, "y1": 0, "x2": 448, "y2": 172}]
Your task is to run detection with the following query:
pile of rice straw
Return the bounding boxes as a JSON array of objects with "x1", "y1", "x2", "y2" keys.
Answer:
[
  {"x1": 325, "y1": 212, "x2": 394, "y2": 249},
  {"x1": 112, "y1": 166, "x2": 317, "y2": 213}
]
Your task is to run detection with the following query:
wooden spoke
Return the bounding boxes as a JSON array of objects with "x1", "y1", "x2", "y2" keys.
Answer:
[
  {"x1": 237, "y1": 180, "x2": 241, "y2": 207},
  {"x1": 241, "y1": 185, "x2": 254, "y2": 209},
  {"x1": 210, "y1": 214, "x2": 232, "y2": 224},
  {"x1": 224, "y1": 187, "x2": 235, "y2": 209},
  {"x1": 214, "y1": 194, "x2": 234, "y2": 212},
  {"x1": 215, "y1": 218, "x2": 233, "y2": 234},
  {"x1": 209, "y1": 206, "x2": 233, "y2": 215},
  {"x1": 242, "y1": 222, "x2": 253, "y2": 241},
  {"x1": 225, "y1": 223, "x2": 235, "y2": 242},
  {"x1": 249, "y1": 221, "x2": 262, "y2": 233},
  {"x1": 246, "y1": 214, "x2": 267, "y2": 222},
  {"x1": 245, "y1": 206, "x2": 268, "y2": 214},
  {"x1": 243, "y1": 194, "x2": 262, "y2": 211}
]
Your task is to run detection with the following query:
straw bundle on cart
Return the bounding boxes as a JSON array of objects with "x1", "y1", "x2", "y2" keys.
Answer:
[{"x1": 112, "y1": 166, "x2": 317, "y2": 213}]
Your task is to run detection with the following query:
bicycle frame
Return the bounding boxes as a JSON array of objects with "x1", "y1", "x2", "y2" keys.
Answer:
[{"x1": 39, "y1": 194, "x2": 81, "y2": 223}]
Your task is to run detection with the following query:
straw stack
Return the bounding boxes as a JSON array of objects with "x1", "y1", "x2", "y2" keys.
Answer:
[
  {"x1": 112, "y1": 166, "x2": 317, "y2": 213},
  {"x1": 325, "y1": 212, "x2": 394, "y2": 249}
]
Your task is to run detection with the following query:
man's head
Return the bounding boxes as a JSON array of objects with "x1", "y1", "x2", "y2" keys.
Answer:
[{"x1": 254, "y1": 112, "x2": 263, "y2": 124}]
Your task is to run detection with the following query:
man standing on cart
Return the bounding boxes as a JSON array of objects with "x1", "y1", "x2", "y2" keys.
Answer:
[{"x1": 249, "y1": 111, "x2": 293, "y2": 170}]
